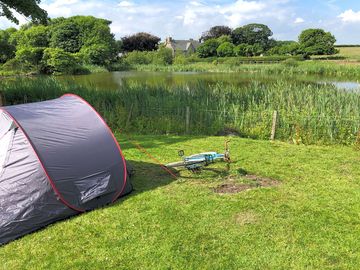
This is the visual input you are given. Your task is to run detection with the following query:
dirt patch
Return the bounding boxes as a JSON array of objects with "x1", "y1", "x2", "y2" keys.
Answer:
[
  {"x1": 243, "y1": 174, "x2": 280, "y2": 187},
  {"x1": 213, "y1": 174, "x2": 280, "y2": 194}
]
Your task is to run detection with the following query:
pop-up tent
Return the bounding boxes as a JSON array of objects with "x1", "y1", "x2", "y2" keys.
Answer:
[{"x1": 0, "y1": 94, "x2": 132, "y2": 245}]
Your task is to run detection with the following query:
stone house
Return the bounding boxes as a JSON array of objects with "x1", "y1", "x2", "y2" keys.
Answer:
[{"x1": 164, "y1": 37, "x2": 201, "y2": 55}]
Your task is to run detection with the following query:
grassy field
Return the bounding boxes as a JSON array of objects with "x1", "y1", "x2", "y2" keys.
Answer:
[
  {"x1": 337, "y1": 47, "x2": 360, "y2": 61},
  {"x1": 1, "y1": 135, "x2": 359, "y2": 269}
]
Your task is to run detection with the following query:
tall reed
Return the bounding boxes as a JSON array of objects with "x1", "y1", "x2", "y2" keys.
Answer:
[{"x1": 1, "y1": 77, "x2": 359, "y2": 145}]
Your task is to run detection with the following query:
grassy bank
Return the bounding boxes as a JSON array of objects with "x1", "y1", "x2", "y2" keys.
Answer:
[
  {"x1": 1, "y1": 77, "x2": 359, "y2": 145},
  {"x1": 1, "y1": 135, "x2": 359, "y2": 269},
  {"x1": 132, "y1": 60, "x2": 360, "y2": 77}
]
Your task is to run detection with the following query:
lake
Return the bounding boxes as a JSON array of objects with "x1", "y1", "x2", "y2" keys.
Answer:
[{"x1": 55, "y1": 71, "x2": 360, "y2": 92}]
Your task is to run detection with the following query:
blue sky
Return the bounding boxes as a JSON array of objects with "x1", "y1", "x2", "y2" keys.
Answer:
[{"x1": 1, "y1": 0, "x2": 360, "y2": 44}]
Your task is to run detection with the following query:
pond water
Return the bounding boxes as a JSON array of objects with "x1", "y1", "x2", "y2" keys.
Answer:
[{"x1": 55, "y1": 71, "x2": 360, "y2": 91}]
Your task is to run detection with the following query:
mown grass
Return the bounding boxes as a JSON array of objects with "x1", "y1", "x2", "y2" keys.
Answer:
[
  {"x1": 1, "y1": 77, "x2": 359, "y2": 145},
  {"x1": 1, "y1": 135, "x2": 359, "y2": 269}
]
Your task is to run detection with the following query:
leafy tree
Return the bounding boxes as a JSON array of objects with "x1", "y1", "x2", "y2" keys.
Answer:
[
  {"x1": 231, "y1": 23, "x2": 273, "y2": 49},
  {"x1": 152, "y1": 47, "x2": 173, "y2": 65},
  {"x1": 50, "y1": 20, "x2": 81, "y2": 53},
  {"x1": 216, "y1": 35, "x2": 232, "y2": 44},
  {"x1": 268, "y1": 41, "x2": 300, "y2": 56},
  {"x1": 0, "y1": 29, "x2": 16, "y2": 63},
  {"x1": 200, "y1": 25, "x2": 232, "y2": 42},
  {"x1": 197, "y1": 39, "x2": 220, "y2": 58},
  {"x1": 298, "y1": 29, "x2": 337, "y2": 55},
  {"x1": 121, "y1": 32, "x2": 160, "y2": 52},
  {"x1": 17, "y1": 25, "x2": 49, "y2": 48},
  {"x1": 80, "y1": 44, "x2": 112, "y2": 66},
  {"x1": 41, "y1": 47, "x2": 78, "y2": 74},
  {"x1": 216, "y1": 42, "x2": 235, "y2": 57},
  {"x1": 15, "y1": 47, "x2": 44, "y2": 67},
  {"x1": 0, "y1": 0, "x2": 47, "y2": 24}
]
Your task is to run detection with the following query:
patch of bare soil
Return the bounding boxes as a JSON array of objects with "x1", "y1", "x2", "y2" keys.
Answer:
[{"x1": 213, "y1": 174, "x2": 280, "y2": 194}]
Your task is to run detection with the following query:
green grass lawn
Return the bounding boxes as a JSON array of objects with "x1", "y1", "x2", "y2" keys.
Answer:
[{"x1": 1, "y1": 135, "x2": 360, "y2": 269}]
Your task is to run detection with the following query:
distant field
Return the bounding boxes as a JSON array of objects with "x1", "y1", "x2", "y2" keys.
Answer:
[{"x1": 337, "y1": 46, "x2": 360, "y2": 60}]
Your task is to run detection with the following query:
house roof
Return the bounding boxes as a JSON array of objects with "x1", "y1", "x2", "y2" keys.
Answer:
[{"x1": 170, "y1": 39, "x2": 201, "y2": 51}]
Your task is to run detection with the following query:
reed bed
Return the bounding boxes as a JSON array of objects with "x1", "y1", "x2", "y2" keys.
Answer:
[{"x1": 1, "y1": 77, "x2": 359, "y2": 145}]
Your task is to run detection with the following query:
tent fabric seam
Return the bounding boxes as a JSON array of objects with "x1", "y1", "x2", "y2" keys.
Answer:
[{"x1": 61, "y1": 93, "x2": 128, "y2": 202}]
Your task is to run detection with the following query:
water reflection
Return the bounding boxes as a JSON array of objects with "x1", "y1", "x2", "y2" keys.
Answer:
[{"x1": 55, "y1": 71, "x2": 360, "y2": 91}]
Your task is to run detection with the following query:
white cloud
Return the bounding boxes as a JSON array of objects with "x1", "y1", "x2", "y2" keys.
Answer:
[
  {"x1": 294, "y1": 17, "x2": 304, "y2": 24},
  {"x1": 118, "y1": 1, "x2": 134, "y2": 8},
  {"x1": 338, "y1": 9, "x2": 360, "y2": 23}
]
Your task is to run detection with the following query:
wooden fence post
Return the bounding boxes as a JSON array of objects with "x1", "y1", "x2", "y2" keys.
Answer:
[
  {"x1": 186, "y1": 106, "x2": 190, "y2": 134},
  {"x1": 270, "y1": 110, "x2": 278, "y2": 140}
]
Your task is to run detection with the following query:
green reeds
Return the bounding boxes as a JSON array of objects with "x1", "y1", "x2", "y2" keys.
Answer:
[{"x1": 1, "y1": 77, "x2": 359, "y2": 145}]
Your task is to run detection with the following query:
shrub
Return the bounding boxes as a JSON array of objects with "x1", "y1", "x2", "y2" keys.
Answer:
[
  {"x1": 282, "y1": 58, "x2": 299, "y2": 67},
  {"x1": 197, "y1": 39, "x2": 220, "y2": 58},
  {"x1": 217, "y1": 42, "x2": 235, "y2": 57},
  {"x1": 152, "y1": 47, "x2": 173, "y2": 65},
  {"x1": 15, "y1": 47, "x2": 44, "y2": 67},
  {"x1": 124, "y1": 51, "x2": 152, "y2": 65},
  {"x1": 80, "y1": 44, "x2": 112, "y2": 65},
  {"x1": 41, "y1": 48, "x2": 80, "y2": 74}
]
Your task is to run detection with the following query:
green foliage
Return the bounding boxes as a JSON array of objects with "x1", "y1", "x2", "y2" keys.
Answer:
[
  {"x1": 200, "y1": 25, "x2": 232, "y2": 41},
  {"x1": 80, "y1": 44, "x2": 112, "y2": 66},
  {"x1": 299, "y1": 29, "x2": 337, "y2": 55},
  {"x1": 124, "y1": 48, "x2": 173, "y2": 65},
  {"x1": 216, "y1": 42, "x2": 235, "y2": 57},
  {"x1": 152, "y1": 47, "x2": 173, "y2": 65},
  {"x1": 234, "y1": 44, "x2": 263, "y2": 57},
  {"x1": 124, "y1": 51, "x2": 152, "y2": 65},
  {"x1": 16, "y1": 25, "x2": 49, "y2": 48},
  {"x1": 41, "y1": 48, "x2": 83, "y2": 74},
  {"x1": 197, "y1": 39, "x2": 220, "y2": 58},
  {"x1": 15, "y1": 47, "x2": 44, "y2": 67},
  {"x1": 0, "y1": 0, "x2": 47, "y2": 24},
  {"x1": 282, "y1": 58, "x2": 299, "y2": 68},
  {"x1": 216, "y1": 35, "x2": 232, "y2": 44},
  {"x1": 268, "y1": 42, "x2": 300, "y2": 56},
  {"x1": 49, "y1": 20, "x2": 81, "y2": 53},
  {"x1": 121, "y1": 32, "x2": 160, "y2": 52},
  {"x1": 0, "y1": 29, "x2": 16, "y2": 63},
  {"x1": 232, "y1": 23, "x2": 273, "y2": 49}
]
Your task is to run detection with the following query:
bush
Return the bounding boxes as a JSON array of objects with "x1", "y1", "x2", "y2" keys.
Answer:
[
  {"x1": 41, "y1": 48, "x2": 81, "y2": 74},
  {"x1": 15, "y1": 47, "x2": 44, "y2": 67},
  {"x1": 282, "y1": 58, "x2": 299, "y2": 67},
  {"x1": 197, "y1": 39, "x2": 220, "y2": 58},
  {"x1": 217, "y1": 42, "x2": 235, "y2": 57},
  {"x1": 124, "y1": 51, "x2": 152, "y2": 65},
  {"x1": 80, "y1": 44, "x2": 112, "y2": 65},
  {"x1": 152, "y1": 47, "x2": 173, "y2": 65}
]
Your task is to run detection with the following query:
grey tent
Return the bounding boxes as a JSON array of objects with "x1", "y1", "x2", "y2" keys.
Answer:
[{"x1": 0, "y1": 94, "x2": 132, "y2": 245}]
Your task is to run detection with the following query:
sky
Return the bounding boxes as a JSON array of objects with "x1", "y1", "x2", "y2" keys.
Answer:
[{"x1": 0, "y1": 0, "x2": 360, "y2": 44}]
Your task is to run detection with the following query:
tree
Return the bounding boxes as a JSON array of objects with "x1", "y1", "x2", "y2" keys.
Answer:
[
  {"x1": 298, "y1": 29, "x2": 337, "y2": 55},
  {"x1": 197, "y1": 39, "x2": 220, "y2": 58},
  {"x1": 216, "y1": 42, "x2": 235, "y2": 57},
  {"x1": 200, "y1": 25, "x2": 232, "y2": 42},
  {"x1": 231, "y1": 23, "x2": 273, "y2": 49},
  {"x1": 0, "y1": 29, "x2": 16, "y2": 63},
  {"x1": 50, "y1": 20, "x2": 81, "y2": 53},
  {"x1": 121, "y1": 32, "x2": 160, "y2": 52},
  {"x1": 17, "y1": 25, "x2": 49, "y2": 48},
  {"x1": 0, "y1": 0, "x2": 47, "y2": 24}
]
